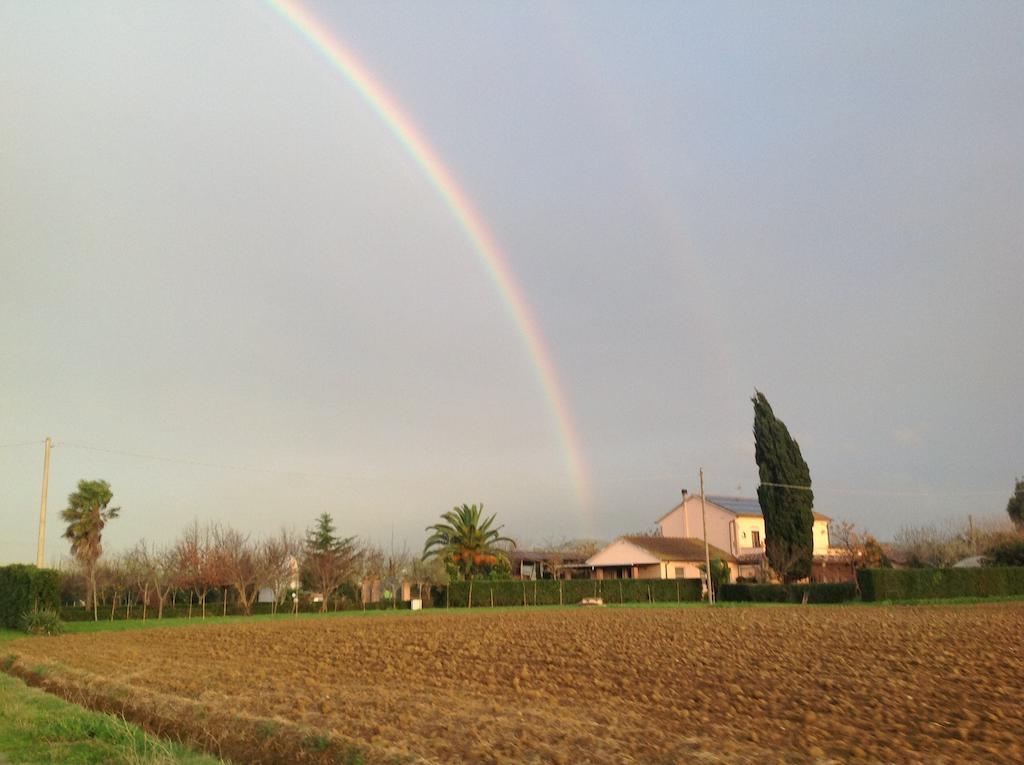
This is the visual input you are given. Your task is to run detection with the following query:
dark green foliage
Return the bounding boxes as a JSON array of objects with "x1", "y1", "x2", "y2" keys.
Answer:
[
  {"x1": 857, "y1": 567, "x2": 1024, "y2": 601},
  {"x1": 0, "y1": 564, "x2": 62, "y2": 629},
  {"x1": 984, "y1": 539, "x2": 1024, "y2": 566},
  {"x1": 301, "y1": 513, "x2": 359, "y2": 613},
  {"x1": 19, "y1": 607, "x2": 64, "y2": 635},
  {"x1": 718, "y1": 582, "x2": 858, "y2": 603},
  {"x1": 752, "y1": 392, "x2": 815, "y2": 582},
  {"x1": 431, "y1": 578, "x2": 702, "y2": 608},
  {"x1": 1006, "y1": 478, "x2": 1024, "y2": 529},
  {"x1": 698, "y1": 557, "x2": 732, "y2": 599}
]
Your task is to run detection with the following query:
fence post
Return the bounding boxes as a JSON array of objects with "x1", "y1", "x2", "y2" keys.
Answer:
[
  {"x1": 619, "y1": 579, "x2": 623, "y2": 604},
  {"x1": 468, "y1": 580, "x2": 473, "y2": 609},
  {"x1": 490, "y1": 587, "x2": 494, "y2": 609},
  {"x1": 533, "y1": 580, "x2": 537, "y2": 606},
  {"x1": 522, "y1": 581, "x2": 527, "y2": 607},
  {"x1": 648, "y1": 584, "x2": 652, "y2": 603},
  {"x1": 676, "y1": 580, "x2": 680, "y2": 603},
  {"x1": 559, "y1": 580, "x2": 563, "y2": 606}
]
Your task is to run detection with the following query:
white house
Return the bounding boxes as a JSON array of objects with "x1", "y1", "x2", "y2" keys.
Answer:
[
  {"x1": 585, "y1": 492, "x2": 833, "y2": 582},
  {"x1": 656, "y1": 492, "x2": 832, "y2": 579}
]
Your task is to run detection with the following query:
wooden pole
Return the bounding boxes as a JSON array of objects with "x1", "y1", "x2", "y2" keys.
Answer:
[
  {"x1": 700, "y1": 468, "x2": 715, "y2": 605},
  {"x1": 36, "y1": 437, "x2": 52, "y2": 568}
]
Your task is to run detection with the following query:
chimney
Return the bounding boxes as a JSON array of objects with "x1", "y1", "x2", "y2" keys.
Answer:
[{"x1": 681, "y1": 489, "x2": 688, "y2": 502}]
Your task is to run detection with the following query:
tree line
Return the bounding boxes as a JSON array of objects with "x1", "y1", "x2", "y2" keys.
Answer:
[{"x1": 59, "y1": 486, "x2": 449, "y2": 621}]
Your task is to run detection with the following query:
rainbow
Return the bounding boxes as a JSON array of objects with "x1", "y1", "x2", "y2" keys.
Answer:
[{"x1": 267, "y1": 0, "x2": 591, "y2": 506}]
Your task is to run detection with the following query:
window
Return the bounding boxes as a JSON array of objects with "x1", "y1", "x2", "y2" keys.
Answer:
[{"x1": 751, "y1": 530, "x2": 761, "y2": 548}]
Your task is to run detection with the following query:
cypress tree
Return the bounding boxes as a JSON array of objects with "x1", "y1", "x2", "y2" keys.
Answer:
[{"x1": 752, "y1": 392, "x2": 815, "y2": 582}]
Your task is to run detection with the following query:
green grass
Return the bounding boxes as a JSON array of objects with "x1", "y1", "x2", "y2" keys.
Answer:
[{"x1": 0, "y1": 629, "x2": 221, "y2": 764}]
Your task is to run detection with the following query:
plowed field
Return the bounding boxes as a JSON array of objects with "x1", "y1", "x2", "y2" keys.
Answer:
[{"x1": 5, "y1": 603, "x2": 1024, "y2": 764}]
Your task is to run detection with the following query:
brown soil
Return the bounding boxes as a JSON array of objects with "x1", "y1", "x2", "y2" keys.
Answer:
[{"x1": 5, "y1": 603, "x2": 1024, "y2": 764}]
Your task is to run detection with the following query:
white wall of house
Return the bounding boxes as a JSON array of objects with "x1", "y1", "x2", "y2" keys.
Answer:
[
  {"x1": 658, "y1": 498, "x2": 832, "y2": 556},
  {"x1": 812, "y1": 519, "x2": 830, "y2": 555},
  {"x1": 657, "y1": 498, "x2": 738, "y2": 554},
  {"x1": 734, "y1": 516, "x2": 765, "y2": 554}
]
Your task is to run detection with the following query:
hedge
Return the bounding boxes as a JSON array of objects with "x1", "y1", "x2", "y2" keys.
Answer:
[
  {"x1": 718, "y1": 582, "x2": 858, "y2": 604},
  {"x1": 431, "y1": 578, "x2": 702, "y2": 608},
  {"x1": 0, "y1": 564, "x2": 62, "y2": 629},
  {"x1": 857, "y1": 567, "x2": 1024, "y2": 601},
  {"x1": 59, "y1": 598, "x2": 402, "y2": 622}
]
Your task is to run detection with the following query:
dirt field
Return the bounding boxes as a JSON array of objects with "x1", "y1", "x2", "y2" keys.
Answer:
[{"x1": 5, "y1": 603, "x2": 1024, "y2": 764}]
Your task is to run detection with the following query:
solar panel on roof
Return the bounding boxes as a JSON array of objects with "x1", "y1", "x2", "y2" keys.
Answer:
[{"x1": 707, "y1": 496, "x2": 763, "y2": 515}]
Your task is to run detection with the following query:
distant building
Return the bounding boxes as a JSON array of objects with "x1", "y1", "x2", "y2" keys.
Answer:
[{"x1": 509, "y1": 549, "x2": 590, "y2": 580}]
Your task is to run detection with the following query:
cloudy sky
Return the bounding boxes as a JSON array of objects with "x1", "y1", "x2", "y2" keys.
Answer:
[{"x1": 2, "y1": 1, "x2": 1021, "y2": 564}]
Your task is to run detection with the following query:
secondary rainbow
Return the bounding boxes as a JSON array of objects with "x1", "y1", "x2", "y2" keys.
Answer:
[{"x1": 268, "y1": 0, "x2": 591, "y2": 506}]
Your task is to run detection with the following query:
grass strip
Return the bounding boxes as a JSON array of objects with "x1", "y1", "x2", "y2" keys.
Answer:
[{"x1": 0, "y1": 669, "x2": 221, "y2": 765}]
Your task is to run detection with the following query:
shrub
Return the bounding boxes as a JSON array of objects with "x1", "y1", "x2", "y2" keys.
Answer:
[
  {"x1": 857, "y1": 567, "x2": 1024, "y2": 601},
  {"x1": 983, "y1": 539, "x2": 1024, "y2": 567},
  {"x1": 19, "y1": 607, "x2": 64, "y2": 636},
  {"x1": 718, "y1": 583, "x2": 858, "y2": 603},
  {"x1": 0, "y1": 565, "x2": 61, "y2": 629}
]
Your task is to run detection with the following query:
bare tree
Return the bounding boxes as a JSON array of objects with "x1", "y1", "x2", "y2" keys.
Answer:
[
  {"x1": 409, "y1": 556, "x2": 449, "y2": 602},
  {"x1": 95, "y1": 555, "x2": 129, "y2": 621},
  {"x1": 378, "y1": 542, "x2": 413, "y2": 606},
  {"x1": 124, "y1": 542, "x2": 156, "y2": 620},
  {"x1": 211, "y1": 525, "x2": 262, "y2": 616},
  {"x1": 175, "y1": 521, "x2": 215, "y2": 618},
  {"x1": 358, "y1": 544, "x2": 386, "y2": 606},
  {"x1": 150, "y1": 545, "x2": 177, "y2": 619},
  {"x1": 258, "y1": 528, "x2": 301, "y2": 615},
  {"x1": 892, "y1": 522, "x2": 975, "y2": 568}
]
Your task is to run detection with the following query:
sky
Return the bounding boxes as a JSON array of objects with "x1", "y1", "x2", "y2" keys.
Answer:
[{"x1": 1, "y1": 0, "x2": 1021, "y2": 565}]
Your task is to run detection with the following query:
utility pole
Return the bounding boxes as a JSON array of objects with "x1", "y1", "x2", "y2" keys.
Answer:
[
  {"x1": 36, "y1": 437, "x2": 53, "y2": 568},
  {"x1": 700, "y1": 467, "x2": 714, "y2": 605}
]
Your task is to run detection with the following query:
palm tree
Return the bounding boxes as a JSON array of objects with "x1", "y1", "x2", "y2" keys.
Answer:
[
  {"x1": 423, "y1": 503, "x2": 515, "y2": 580},
  {"x1": 61, "y1": 479, "x2": 120, "y2": 621}
]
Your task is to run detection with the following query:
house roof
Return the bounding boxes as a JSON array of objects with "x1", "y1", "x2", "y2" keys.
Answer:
[
  {"x1": 510, "y1": 550, "x2": 588, "y2": 563},
  {"x1": 658, "y1": 495, "x2": 831, "y2": 523},
  {"x1": 619, "y1": 535, "x2": 736, "y2": 563}
]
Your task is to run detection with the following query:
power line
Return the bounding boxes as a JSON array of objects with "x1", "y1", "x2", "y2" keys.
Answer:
[
  {"x1": 0, "y1": 440, "x2": 44, "y2": 449},
  {"x1": 758, "y1": 481, "x2": 1019, "y2": 497},
  {"x1": 17, "y1": 439, "x2": 1024, "y2": 498},
  {"x1": 60, "y1": 442, "x2": 354, "y2": 481}
]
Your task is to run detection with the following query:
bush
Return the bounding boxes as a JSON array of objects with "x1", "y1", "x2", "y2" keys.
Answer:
[
  {"x1": 19, "y1": 607, "x2": 64, "y2": 636},
  {"x1": 718, "y1": 583, "x2": 858, "y2": 603},
  {"x1": 0, "y1": 565, "x2": 61, "y2": 629},
  {"x1": 430, "y1": 578, "x2": 702, "y2": 608},
  {"x1": 857, "y1": 567, "x2": 1024, "y2": 601},
  {"x1": 984, "y1": 539, "x2": 1024, "y2": 567}
]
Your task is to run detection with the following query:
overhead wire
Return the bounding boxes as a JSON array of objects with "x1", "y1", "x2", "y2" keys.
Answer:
[{"x1": 9, "y1": 439, "x2": 1022, "y2": 497}]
